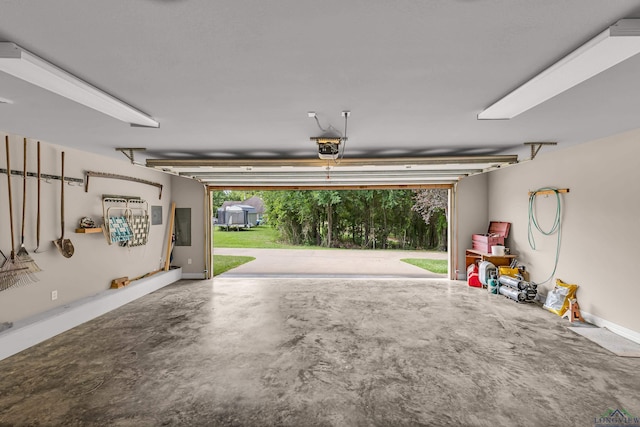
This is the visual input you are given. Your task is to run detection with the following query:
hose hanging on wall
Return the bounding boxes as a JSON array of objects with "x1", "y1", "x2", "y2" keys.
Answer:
[{"x1": 528, "y1": 187, "x2": 564, "y2": 285}]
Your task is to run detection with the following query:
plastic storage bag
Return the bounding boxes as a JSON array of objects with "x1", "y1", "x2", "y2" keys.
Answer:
[{"x1": 543, "y1": 279, "x2": 578, "y2": 316}]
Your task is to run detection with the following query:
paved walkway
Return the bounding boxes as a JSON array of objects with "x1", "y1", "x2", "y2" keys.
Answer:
[{"x1": 213, "y1": 247, "x2": 448, "y2": 278}]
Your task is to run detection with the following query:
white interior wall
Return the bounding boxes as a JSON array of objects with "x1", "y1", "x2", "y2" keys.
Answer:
[
  {"x1": 454, "y1": 173, "x2": 489, "y2": 280},
  {"x1": 170, "y1": 176, "x2": 207, "y2": 279},
  {"x1": 0, "y1": 133, "x2": 173, "y2": 324},
  {"x1": 486, "y1": 128, "x2": 640, "y2": 335}
]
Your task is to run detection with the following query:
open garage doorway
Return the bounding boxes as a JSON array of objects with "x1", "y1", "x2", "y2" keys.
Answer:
[
  {"x1": 147, "y1": 154, "x2": 516, "y2": 281},
  {"x1": 206, "y1": 187, "x2": 455, "y2": 279}
]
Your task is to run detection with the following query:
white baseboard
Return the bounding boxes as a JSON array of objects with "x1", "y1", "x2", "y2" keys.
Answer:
[
  {"x1": 0, "y1": 268, "x2": 182, "y2": 361},
  {"x1": 182, "y1": 272, "x2": 206, "y2": 279},
  {"x1": 581, "y1": 310, "x2": 640, "y2": 345}
]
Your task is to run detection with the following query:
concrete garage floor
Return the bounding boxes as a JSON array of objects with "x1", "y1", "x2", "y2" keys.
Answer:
[{"x1": 1, "y1": 278, "x2": 639, "y2": 426}]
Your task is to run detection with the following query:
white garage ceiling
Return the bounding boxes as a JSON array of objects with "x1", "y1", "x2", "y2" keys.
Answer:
[{"x1": 1, "y1": 1, "x2": 640, "y2": 185}]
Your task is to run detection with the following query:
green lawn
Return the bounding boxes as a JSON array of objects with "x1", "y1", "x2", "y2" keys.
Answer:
[
  {"x1": 213, "y1": 255, "x2": 255, "y2": 276},
  {"x1": 401, "y1": 258, "x2": 448, "y2": 274},
  {"x1": 213, "y1": 226, "x2": 325, "y2": 249}
]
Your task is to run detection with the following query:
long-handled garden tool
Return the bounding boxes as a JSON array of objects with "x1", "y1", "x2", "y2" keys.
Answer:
[
  {"x1": 0, "y1": 249, "x2": 27, "y2": 291},
  {"x1": 16, "y1": 138, "x2": 41, "y2": 272},
  {"x1": 35, "y1": 141, "x2": 43, "y2": 253},
  {"x1": 53, "y1": 151, "x2": 74, "y2": 258},
  {"x1": 1, "y1": 136, "x2": 37, "y2": 289}
]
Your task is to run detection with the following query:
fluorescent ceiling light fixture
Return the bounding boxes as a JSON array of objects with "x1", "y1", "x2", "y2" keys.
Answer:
[
  {"x1": 0, "y1": 42, "x2": 159, "y2": 127},
  {"x1": 478, "y1": 19, "x2": 640, "y2": 120}
]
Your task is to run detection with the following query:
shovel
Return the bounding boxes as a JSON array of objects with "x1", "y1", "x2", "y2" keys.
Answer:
[
  {"x1": 16, "y1": 138, "x2": 41, "y2": 272},
  {"x1": 53, "y1": 152, "x2": 74, "y2": 258},
  {"x1": 35, "y1": 141, "x2": 42, "y2": 252}
]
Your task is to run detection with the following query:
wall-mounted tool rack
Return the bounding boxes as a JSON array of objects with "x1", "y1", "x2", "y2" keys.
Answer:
[
  {"x1": 85, "y1": 171, "x2": 163, "y2": 199},
  {"x1": 528, "y1": 188, "x2": 569, "y2": 197},
  {"x1": 0, "y1": 168, "x2": 84, "y2": 184}
]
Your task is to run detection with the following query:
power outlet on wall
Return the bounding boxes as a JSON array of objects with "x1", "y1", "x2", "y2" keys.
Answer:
[
  {"x1": 188, "y1": 258, "x2": 192, "y2": 265},
  {"x1": 51, "y1": 290, "x2": 58, "y2": 301}
]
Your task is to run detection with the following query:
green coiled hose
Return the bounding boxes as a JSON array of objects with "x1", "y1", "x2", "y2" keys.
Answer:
[{"x1": 528, "y1": 187, "x2": 562, "y2": 285}]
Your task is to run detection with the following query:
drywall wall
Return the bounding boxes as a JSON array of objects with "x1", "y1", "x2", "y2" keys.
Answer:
[
  {"x1": 486, "y1": 128, "x2": 640, "y2": 335},
  {"x1": 454, "y1": 173, "x2": 489, "y2": 280},
  {"x1": 170, "y1": 175, "x2": 207, "y2": 279},
  {"x1": 0, "y1": 133, "x2": 173, "y2": 323}
]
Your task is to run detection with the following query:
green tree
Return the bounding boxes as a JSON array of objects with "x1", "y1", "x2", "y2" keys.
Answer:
[
  {"x1": 211, "y1": 190, "x2": 227, "y2": 211},
  {"x1": 313, "y1": 191, "x2": 341, "y2": 247},
  {"x1": 412, "y1": 189, "x2": 448, "y2": 250},
  {"x1": 261, "y1": 189, "x2": 442, "y2": 251}
]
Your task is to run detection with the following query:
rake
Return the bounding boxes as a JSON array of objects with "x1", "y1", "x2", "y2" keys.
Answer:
[
  {"x1": 1, "y1": 136, "x2": 38, "y2": 290},
  {"x1": 0, "y1": 249, "x2": 28, "y2": 291},
  {"x1": 16, "y1": 138, "x2": 41, "y2": 273}
]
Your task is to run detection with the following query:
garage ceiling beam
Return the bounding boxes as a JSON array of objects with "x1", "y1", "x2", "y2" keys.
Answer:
[
  {"x1": 148, "y1": 155, "x2": 517, "y2": 187},
  {"x1": 184, "y1": 170, "x2": 475, "y2": 179},
  {"x1": 146, "y1": 155, "x2": 518, "y2": 168}
]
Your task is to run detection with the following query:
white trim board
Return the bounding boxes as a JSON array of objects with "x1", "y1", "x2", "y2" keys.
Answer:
[
  {"x1": 182, "y1": 272, "x2": 206, "y2": 279},
  {"x1": 581, "y1": 311, "x2": 640, "y2": 345},
  {"x1": 0, "y1": 268, "x2": 182, "y2": 361}
]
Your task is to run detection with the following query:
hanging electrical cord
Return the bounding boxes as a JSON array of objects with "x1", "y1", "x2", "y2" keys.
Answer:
[
  {"x1": 313, "y1": 115, "x2": 327, "y2": 132},
  {"x1": 528, "y1": 187, "x2": 562, "y2": 285},
  {"x1": 338, "y1": 111, "x2": 348, "y2": 162},
  {"x1": 333, "y1": 111, "x2": 350, "y2": 165},
  {"x1": 313, "y1": 115, "x2": 342, "y2": 137}
]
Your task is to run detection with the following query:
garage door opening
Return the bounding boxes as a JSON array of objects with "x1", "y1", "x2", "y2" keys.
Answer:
[
  {"x1": 147, "y1": 154, "x2": 517, "y2": 280},
  {"x1": 208, "y1": 188, "x2": 452, "y2": 279}
]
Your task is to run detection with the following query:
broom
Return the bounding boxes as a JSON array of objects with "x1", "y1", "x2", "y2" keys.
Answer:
[
  {"x1": 16, "y1": 138, "x2": 41, "y2": 273},
  {"x1": 0, "y1": 136, "x2": 38, "y2": 289}
]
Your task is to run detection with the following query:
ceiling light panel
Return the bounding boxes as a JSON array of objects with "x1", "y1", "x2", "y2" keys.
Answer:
[
  {"x1": 478, "y1": 19, "x2": 640, "y2": 120},
  {"x1": 0, "y1": 43, "x2": 159, "y2": 127}
]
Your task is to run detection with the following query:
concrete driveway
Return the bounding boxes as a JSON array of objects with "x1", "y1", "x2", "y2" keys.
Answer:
[{"x1": 213, "y1": 247, "x2": 448, "y2": 278}]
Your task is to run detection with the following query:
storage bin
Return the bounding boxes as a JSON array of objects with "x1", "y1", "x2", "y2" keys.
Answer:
[
  {"x1": 498, "y1": 266, "x2": 530, "y2": 282},
  {"x1": 472, "y1": 221, "x2": 510, "y2": 253}
]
